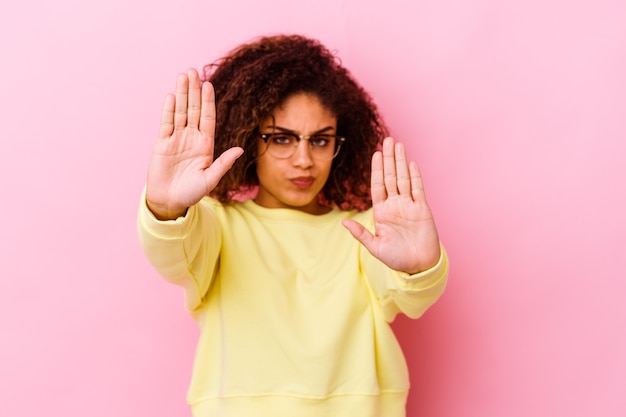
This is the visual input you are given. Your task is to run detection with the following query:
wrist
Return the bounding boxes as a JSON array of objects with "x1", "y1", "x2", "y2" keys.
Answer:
[
  {"x1": 404, "y1": 247, "x2": 442, "y2": 275},
  {"x1": 146, "y1": 199, "x2": 188, "y2": 221}
]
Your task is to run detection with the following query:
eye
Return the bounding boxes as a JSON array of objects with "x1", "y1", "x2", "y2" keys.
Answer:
[
  {"x1": 309, "y1": 135, "x2": 332, "y2": 148},
  {"x1": 270, "y1": 134, "x2": 296, "y2": 145}
]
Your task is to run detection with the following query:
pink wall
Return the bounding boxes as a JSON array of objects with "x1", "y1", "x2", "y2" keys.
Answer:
[{"x1": 1, "y1": 0, "x2": 624, "y2": 416}]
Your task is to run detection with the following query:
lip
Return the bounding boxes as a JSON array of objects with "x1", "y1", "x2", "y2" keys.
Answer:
[{"x1": 289, "y1": 176, "x2": 315, "y2": 189}]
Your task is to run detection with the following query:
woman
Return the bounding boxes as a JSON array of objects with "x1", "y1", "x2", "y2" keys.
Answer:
[{"x1": 138, "y1": 34, "x2": 448, "y2": 417}]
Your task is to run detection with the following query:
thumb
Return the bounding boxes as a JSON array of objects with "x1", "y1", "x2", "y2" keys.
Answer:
[
  {"x1": 203, "y1": 147, "x2": 244, "y2": 192},
  {"x1": 342, "y1": 219, "x2": 376, "y2": 250}
]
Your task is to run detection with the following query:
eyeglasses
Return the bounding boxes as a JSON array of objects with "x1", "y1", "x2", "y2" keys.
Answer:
[{"x1": 259, "y1": 133, "x2": 346, "y2": 160}]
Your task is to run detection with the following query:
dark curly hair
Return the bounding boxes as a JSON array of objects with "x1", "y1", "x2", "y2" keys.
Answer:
[{"x1": 203, "y1": 34, "x2": 388, "y2": 211}]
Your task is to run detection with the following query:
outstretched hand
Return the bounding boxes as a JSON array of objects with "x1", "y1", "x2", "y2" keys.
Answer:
[
  {"x1": 146, "y1": 69, "x2": 243, "y2": 220},
  {"x1": 342, "y1": 137, "x2": 441, "y2": 274}
]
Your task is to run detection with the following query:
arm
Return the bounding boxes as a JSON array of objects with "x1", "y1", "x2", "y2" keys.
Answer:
[
  {"x1": 138, "y1": 68, "x2": 241, "y2": 309},
  {"x1": 343, "y1": 137, "x2": 448, "y2": 320},
  {"x1": 359, "y1": 240, "x2": 448, "y2": 321},
  {"x1": 137, "y1": 193, "x2": 222, "y2": 311}
]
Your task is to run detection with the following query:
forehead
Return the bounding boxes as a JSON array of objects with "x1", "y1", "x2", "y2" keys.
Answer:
[{"x1": 263, "y1": 93, "x2": 337, "y2": 129}]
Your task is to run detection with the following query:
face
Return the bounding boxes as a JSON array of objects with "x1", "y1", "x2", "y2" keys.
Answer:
[{"x1": 255, "y1": 93, "x2": 337, "y2": 215}]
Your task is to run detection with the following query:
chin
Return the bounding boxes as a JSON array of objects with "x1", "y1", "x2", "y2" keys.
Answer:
[{"x1": 288, "y1": 192, "x2": 320, "y2": 206}]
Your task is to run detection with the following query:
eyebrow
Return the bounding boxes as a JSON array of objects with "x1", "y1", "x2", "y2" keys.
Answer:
[{"x1": 265, "y1": 125, "x2": 336, "y2": 135}]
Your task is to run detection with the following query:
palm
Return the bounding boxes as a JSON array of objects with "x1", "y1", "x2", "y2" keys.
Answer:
[
  {"x1": 343, "y1": 138, "x2": 440, "y2": 274},
  {"x1": 146, "y1": 69, "x2": 242, "y2": 220}
]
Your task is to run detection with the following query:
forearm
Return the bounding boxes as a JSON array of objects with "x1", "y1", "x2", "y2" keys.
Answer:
[
  {"x1": 137, "y1": 189, "x2": 222, "y2": 310},
  {"x1": 362, "y1": 244, "x2": 449, "y2": 322}
]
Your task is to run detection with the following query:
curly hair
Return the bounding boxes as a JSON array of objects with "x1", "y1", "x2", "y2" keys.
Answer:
[{"x1": 203, "y1": 34, "x2": 388, "y2": 211}]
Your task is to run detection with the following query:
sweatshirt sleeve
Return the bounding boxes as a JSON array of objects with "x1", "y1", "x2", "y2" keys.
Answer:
[
  {"x1": 355, "y1": 211, "x2": 449, "y2": 322},
  {"x1": 137, "y1": 189, "x2": 222, "y2": 311}
]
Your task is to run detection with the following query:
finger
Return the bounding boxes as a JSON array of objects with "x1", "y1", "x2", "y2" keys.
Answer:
[
  {"x1": 186, "y1": 69, "x2": 202, "y2": 129},
  {"x1": 158, "y1": 93, "x2": 175, "y2": 139},
  {"x1": 382, "y1": 137, "x2": 398, "y2": 196},
  {"x1": 174, "y1": 72, "x2": 188, "y2": 129},
  {"x1": 202, "y1": 147, "x2": 244, "y2": 193},
  {"x1": 370, "y1": 151, "x2": 386, "y2": 205},
  {"x1": 199, "y1": 81, "x2": 216, "y2": 137},
  {"x1": 394, "y1": 141, "x2": 412, "y2": 196},
  {"x1": 409, "y1": 160, "x2": 427, "y2": 202}
]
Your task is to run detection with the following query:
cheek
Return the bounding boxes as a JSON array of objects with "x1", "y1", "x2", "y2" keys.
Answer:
[
  {"x1": 255, "y1": 155, "x2": 278, "y2": 185},
  {"x1": 255, "y1": 144, "x2": 270, "y2": 179},
  {"x1": 319, "y1": 161, "x2": 333, "y2": 183}
]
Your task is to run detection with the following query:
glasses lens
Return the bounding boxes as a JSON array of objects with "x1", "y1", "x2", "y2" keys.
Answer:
[
  {"x1": 309, "y1": 135, "x2": 337, "y2": 159},
  {"x1": 265, "y1": 134, "x2": 297, "y2": 158}
]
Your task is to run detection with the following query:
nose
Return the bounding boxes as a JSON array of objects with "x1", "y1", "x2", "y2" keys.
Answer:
[{"x1": 291, "y1": 138, "x2": 314, "y2": 168}]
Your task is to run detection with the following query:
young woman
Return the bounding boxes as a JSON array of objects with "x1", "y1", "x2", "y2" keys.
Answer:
[{"x1": 138, "y1": 34, "x2": 448, "y2": 417}]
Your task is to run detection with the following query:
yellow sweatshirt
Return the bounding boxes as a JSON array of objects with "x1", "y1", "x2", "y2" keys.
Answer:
[{"x1": 138, "y1": 195, "x2": 448, "y2": 417}]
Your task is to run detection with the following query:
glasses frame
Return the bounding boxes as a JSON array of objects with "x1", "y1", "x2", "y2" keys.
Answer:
[{"x1": 259, "y1": 132, "x2": 346, "y2": 160}]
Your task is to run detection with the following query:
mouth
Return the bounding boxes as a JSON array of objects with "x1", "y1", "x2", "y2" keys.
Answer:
[{"x1": 290, "y1": 176, "x2": 315, "y2": 189}]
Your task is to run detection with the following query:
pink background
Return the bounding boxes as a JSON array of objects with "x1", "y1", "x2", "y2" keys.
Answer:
[{"x1": 1, "y1": 0, "x2": 624, "y2": 416}]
